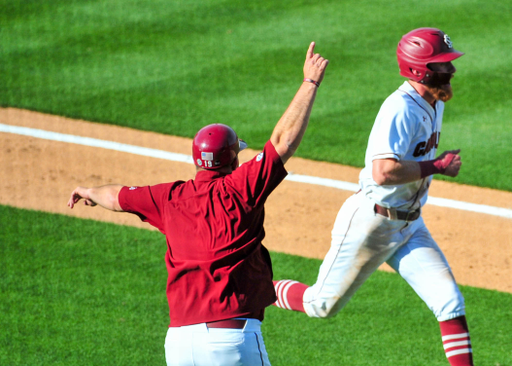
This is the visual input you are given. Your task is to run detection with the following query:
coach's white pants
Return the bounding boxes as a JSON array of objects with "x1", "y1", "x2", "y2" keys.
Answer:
[
  {"x1": 164, "y1": 319, "x2": 271, "y2": 366},
  {"x1": 303, "y1": 192, "x2": 465, "y2": 321}
]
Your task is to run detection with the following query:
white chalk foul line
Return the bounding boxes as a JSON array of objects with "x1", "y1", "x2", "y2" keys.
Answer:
[
  {"x1": 1, "y1": 123, "x2": 194, "y2": 164},
  {"x1": 286, "y1": 174, "x2": 512, "y2": 219},
  {"x1": 2, "y1": 123, "x2": 511, "y2": 220}
]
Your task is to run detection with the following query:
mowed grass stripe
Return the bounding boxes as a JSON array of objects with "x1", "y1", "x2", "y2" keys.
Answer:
[{"x1": 1, "y1": 205, "x2": 511, "y2": 365}]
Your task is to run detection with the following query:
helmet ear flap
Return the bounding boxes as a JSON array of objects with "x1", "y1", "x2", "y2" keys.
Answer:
[{"x1": 411, "y1": 68, "x2": 432, "y2": 84}]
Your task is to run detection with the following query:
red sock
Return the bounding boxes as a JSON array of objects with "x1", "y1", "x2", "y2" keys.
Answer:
[
  {"x1": 272, "y1": 280, "x2": 308, "y2": 313},
  {"x1": 439, "y1": 316, "x2": 473, "y2": 365}
]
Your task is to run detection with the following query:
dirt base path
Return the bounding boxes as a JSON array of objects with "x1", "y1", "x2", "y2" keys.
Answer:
[{"x1": 2, "y1": 107, "x2": 511, "y2": 293}]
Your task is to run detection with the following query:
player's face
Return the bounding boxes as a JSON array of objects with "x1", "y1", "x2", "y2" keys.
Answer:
[
  {"x1": 428, "y1": 62, "x2": 456, "y2": 74},
  {"x1": 426, "y1": 62, "x2": 456, "y2": 102}
]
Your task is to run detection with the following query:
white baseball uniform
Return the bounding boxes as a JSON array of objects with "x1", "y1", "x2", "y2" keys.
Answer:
[{"x1": 303, "y1": 81, "x2": 466, "y2": 321}]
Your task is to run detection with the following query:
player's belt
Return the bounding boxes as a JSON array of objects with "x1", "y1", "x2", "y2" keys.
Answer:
[
  {"x1": 206, "y1": 319, "x2": 247, "y2": 329},
  {"x1": 374, "y1": 204, "x2": 420, "y2": 221}
]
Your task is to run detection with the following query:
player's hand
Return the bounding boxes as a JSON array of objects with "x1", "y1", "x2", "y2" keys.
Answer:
[
  {"x1": 435, "y1": 149, "x2": 462, "y2": 177},
  {"x1": 303, "y1": 42, "x2": 329, "y2": 85},
  {"x1": 68, "y1": 187, "x2": 97, "y2": 209}
]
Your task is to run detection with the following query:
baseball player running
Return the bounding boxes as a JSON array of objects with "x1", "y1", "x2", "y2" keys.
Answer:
[
  {"x1": 273, "y1": 28, "x2": 473, "y2": 365},
  {"x1": 68, "y1": 42, "x2": 328, "y2": 366}
]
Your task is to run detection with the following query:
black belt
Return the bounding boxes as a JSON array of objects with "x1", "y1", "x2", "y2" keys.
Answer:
[
  {"x1": 206, "y1": 319, "x2": 247, "y2": 329},
  {"x1": 374, "y1": 204, "x2": 420, "y2": 221}
]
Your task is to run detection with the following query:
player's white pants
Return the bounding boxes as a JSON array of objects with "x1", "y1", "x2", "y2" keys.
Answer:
[
  {"x1": 164, "y1": 319, "x2": 271, "y2": 366},
  {"x1": 303, "y1": 192, "x2": 465, "y2": 322}
]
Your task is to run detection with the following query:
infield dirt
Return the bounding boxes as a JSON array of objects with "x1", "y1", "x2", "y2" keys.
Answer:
[{"x1": 1, "y1": 107, "x2": 511, "y2": 293}]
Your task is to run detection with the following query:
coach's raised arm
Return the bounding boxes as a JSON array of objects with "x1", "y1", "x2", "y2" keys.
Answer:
[{"x1": 271, "y1": 42, "x2": 329, "y2": 164}]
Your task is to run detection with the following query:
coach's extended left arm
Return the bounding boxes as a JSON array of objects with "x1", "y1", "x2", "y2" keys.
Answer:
[{"x1": 68, "y1": 184, "x2": 124, "y2": 212}]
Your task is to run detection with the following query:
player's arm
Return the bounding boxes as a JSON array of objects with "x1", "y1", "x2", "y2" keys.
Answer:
[
  {"x1": 373, "y1": 150, "x2": 462, "y2": 185},
  {"x1": 270, "y1": 42, "x2": 329, "y2": 164},
  {"x1": 372, "y1": 158, "x2": 422, "y2": 185},
  {"x1": 67, "y1": 184, "x2": 124, "y2": 212}
]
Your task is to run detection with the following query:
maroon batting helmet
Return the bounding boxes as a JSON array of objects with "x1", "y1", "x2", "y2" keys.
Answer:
[
  {"x1": 397, "y1": 28, "x2": 464, "y2": 83},
  {"x1": 192, "y1": 123, "x2": 247, "y2": 170}
]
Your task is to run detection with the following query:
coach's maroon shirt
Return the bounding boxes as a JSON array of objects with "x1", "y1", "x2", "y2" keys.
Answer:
[{"x1": 118, "y1": 141, "x2": 287, "y2": 327}]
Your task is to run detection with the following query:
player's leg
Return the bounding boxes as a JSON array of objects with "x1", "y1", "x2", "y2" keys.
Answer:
[
  {"x1": 273, "y1": 279, "x2": 309, "y2": 312},
  {"x1": 273, "y1": 193, "x2": 368, "y2": 315},
  {"x1": 387, "y1": 220, "x2": 473, "y2": 366},
  {"x1": 275, "y1": 193, "x2": 407, "y2": 318},
  {"x1": 165, "y1": 320, "x2": 271, "y2": 366}
]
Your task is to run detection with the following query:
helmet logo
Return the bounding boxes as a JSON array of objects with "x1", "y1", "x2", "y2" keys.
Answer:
[
  {"x1": 444, "y1": 34, "x2": 453, "y2": 49},
  {"x1": 196, "y1": 159, "x2": 203, "y2": 166},
  {"x1": 201, "y1": 152, "x2": 214, "y2": 161}
]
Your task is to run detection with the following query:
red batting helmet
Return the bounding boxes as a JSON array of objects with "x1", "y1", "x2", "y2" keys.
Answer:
[
  {"x1": 192, "y1": 123, "x2": 247, "y2": 170},
  {"x1": 397, "y1": 28, "x2": 464, "y2": 83}
]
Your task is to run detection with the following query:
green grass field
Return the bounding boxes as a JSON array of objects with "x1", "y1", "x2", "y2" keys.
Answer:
[
  {"x1": 2, "y1": 0, "x2": 512, "y2": 190},
  {"x1": 2, "y1": 1, "x2": 512, "y2": 365},
  {"x1": 2, "y1": 206, "x2": 512, "y2": 365}
]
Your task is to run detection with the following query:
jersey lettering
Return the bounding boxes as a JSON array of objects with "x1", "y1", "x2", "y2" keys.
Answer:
[{"x1": 413, "y1": 132, "x2": 440, "y2": 157}]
